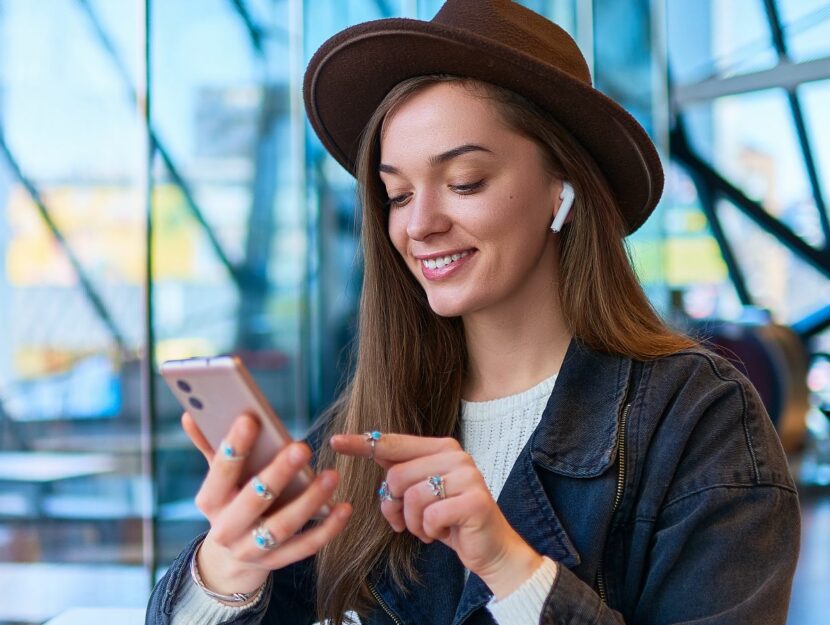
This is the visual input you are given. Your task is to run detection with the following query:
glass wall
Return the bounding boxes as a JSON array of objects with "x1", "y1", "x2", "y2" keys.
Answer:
[{"x1": 0, "y1": 1, "x2": 148, "y2": 622}]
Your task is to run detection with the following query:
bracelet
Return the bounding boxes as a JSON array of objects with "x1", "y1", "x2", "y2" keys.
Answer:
[{"x1": 189, "y1": 539, "x2": 263, "y2": 604}]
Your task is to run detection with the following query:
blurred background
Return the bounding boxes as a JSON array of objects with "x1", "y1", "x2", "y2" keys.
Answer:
[{"x1": 0, "y1": 0, "x2": 828, "y2": 623}]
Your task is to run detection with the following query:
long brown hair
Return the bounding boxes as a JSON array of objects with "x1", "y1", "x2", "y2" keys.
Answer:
[{"x1": 313, "y1": 75, "x2": 696, "y2": 623}]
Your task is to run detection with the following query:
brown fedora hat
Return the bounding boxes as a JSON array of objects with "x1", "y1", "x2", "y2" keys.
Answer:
[{"x1": 303, "y1": 0, "x2": 663, "y2": 235}]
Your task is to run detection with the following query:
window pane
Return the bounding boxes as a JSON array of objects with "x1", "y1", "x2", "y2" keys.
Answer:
[
  {"x1": 0, "y1": 0, "x2": 149, "y2": 621},
  {"x1": 668, "y1": 0, "x2": 778, "y2": 85},
  {"x1": 801, "y1": 79, "x2": 830, "y2": 222},
  {"x1": 778, "y1": 0, "x2": 830, "y2": 63},
  {"x1": 719, "y1": 199, "x2": 830, "y2": 323},
  {"x1": 683, "y1": 88, "x2": 821, "y2": 247}
]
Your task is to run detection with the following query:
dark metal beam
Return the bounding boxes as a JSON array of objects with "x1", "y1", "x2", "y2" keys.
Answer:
[
  {"x1": 672, "y1": 125, "x2": 830, "y2": 281},
  {"x1": 792, "y1": 303, "x2": 830, "y2": 338},
  {"x1": 0, "y1": 128, "x2": 128, "y2": 355},
  {"x1": 762, "y1": 0, "x2": 830, "y2": 251},
  {"x1": 74, "y1": 0, "x2": 243, "y2": 289},
  {"x1": 227, "y1": 0, "x2": 265, "y2": 57},
  {"x1": 695, "y1": 174, "x2": 754, "y2": 306}
]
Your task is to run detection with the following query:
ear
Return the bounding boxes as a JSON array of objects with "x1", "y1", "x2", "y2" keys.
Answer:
[{"x1": 550, "y1": 181, "x2": 575, "y2": 232}]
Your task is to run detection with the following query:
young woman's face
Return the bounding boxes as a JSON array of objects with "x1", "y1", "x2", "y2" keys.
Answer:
[{"x1": 380, "y1": 82, "x2": 563, "y2": 318}]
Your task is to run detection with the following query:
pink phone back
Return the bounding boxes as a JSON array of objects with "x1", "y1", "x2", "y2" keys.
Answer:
[{"x1": 160, "y1": 356, "x2": 323, "y2": 510}]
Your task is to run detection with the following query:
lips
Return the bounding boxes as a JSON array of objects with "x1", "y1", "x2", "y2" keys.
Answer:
[{"x1": 419, "y1": 249, "x2": 477, "y2": 281}]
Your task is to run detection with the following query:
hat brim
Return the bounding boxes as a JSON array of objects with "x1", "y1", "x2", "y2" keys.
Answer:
[{"x1": 304, "y1": 18, "x2": 663, "y2": 235}]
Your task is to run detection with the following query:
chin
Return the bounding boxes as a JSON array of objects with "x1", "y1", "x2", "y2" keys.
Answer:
[{"x1": 424, "y1": 291, "x2": 478, "y2": 318}]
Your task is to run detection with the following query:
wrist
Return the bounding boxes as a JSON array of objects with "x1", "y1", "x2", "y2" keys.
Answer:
[
  {"x1": 198, "y1": 534, "x2": 269, "y2": 598},
  {"x1": 478, "y1": 536, "x2": 545, "y2": 600}
]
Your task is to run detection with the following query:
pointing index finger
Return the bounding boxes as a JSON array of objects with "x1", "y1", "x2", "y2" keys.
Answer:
[{"x1": 329, "y1": 433, "x2": 460, "y2": 462}]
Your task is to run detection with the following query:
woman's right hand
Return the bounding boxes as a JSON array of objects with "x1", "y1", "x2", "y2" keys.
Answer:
[{"x1": 181, "y1": 412, "x2": 353, "y2": 600}]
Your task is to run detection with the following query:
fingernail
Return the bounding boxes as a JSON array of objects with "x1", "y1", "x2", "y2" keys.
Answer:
[
  {"x1": 321, "y1": 472, "x2": 338, "y2": 489},
  {"x1": 336, "y1": 506, "x2": 351, "y2": 520}
]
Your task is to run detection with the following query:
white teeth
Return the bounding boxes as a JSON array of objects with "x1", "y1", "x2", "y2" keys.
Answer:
[{"x1": 422, "y1": 250, "x2": 472, "y2": 270}]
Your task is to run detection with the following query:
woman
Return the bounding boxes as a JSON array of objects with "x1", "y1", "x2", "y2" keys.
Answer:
[{"x1": 147, "y1": 1, "x2": 800, "y2": 624}]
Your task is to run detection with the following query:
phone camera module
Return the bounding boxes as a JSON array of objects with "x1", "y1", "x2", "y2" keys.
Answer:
[
  {"x1": 177, "y1": 380, "x2": 192, "y2": 393},
  {"x1": 189, "y1": 397, "x2": 204, "y2": 410}
]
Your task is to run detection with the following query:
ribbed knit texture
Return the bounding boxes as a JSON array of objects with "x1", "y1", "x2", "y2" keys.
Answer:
[
  {"x1": 170, "y1": 565, "x2": 266, "y2": 625},
  {"x1": 460, "y1": 371, "x2": 558, "y2": 502},
  {"x1": 486, "y1": 556, "x2": 559, "y2": 624}
]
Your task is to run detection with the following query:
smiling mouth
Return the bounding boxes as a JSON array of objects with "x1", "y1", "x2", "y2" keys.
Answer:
[{"x1": 419, "y1": 249, "x2": 475, "y2": 270}]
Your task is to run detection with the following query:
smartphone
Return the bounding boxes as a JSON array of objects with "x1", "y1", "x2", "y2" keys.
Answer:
[{"x1": 160, "y1": 355, "x2": 332, "y2": 517}]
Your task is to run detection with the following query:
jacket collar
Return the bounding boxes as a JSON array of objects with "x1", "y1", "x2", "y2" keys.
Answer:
[
  {"x1": 531, "y1": 337, "x2": 632, "y2": 477},
  {"x1": 370, "y1": 338, "x2": 633, "y2": 625}
]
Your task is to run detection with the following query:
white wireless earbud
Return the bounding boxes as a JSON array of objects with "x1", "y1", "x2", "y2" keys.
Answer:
[{"x1": 550, "y1": 181, "x2": 575, "y2": 233}]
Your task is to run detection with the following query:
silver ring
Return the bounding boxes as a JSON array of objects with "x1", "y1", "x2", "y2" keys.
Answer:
[
  {"x1": 377, "y1": 480, "x2": 400, "y2": 502},
  {"x1": 251, "y1": 476, "x2": 274, "y2": 501},
  {"x1": 252, "y1": 522, "x2": 278, "y2": 550},
  {"x1": 364, "y1": 430, "x2": 382, "y2": 458},
  {"x1": 219, "y1": 440, "x2": 247, "y2": 462},
  {"x1": 427, "y1": 474, "x2": 446, "y2": 499}
]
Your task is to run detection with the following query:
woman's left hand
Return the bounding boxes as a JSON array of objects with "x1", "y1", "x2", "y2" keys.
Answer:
[{"x1": 329, "y1": 432, "x2": 544, "y2": 598}]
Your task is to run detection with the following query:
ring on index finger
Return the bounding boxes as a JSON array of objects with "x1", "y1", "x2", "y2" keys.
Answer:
[
  {"x1": 219, "y1": 440, "x2": 247, "y2": 462},
  {"x1": 364, "y1": 430, "x2": 382, "y2": 459}
]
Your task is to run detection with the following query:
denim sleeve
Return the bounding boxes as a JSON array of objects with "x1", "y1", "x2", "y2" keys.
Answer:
[
  {"x1": 145, "y1": 529, "x2": 317, "y2": 625},
  {"x1": 632, "y1": 484, "x2": 799, "y2": 624},
  {"x1": 538, "y1": 484, "x2": 799, "y2": 624}
]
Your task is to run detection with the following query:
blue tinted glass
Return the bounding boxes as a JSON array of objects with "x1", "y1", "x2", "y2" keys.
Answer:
[
  {"x1": 683, "y1": 88, "x2": 818, "y2": 246},
  {"x1": 778, "y1": 0, "x2": 830, "y2": 62},
  {"x1": 718, "y1": 199, "x2": 830, "y2": 323},
  {"x1": 0, "y1": 0, "x2": 148, "y2": 619},
  {"x1": 801, "y1": 80, "x2": 830, "y2": 220},
  {"x1": 668, "y1": 0, "x2": 778, "y2": 84}
]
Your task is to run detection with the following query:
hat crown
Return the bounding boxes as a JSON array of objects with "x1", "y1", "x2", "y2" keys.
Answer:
[{"x1": 433, "y1": 0, "x2": 591, "y2": 85}]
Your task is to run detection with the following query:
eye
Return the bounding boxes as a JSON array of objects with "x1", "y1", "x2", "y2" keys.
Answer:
[
  {"x1": 451, "y1": 179, "x2": 486, "y2": 195},
  {"x1": 385, "y1": 193, "x2": 410, "y2": 209}
]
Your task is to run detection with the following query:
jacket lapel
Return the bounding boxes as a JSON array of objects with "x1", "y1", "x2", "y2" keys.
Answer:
[
  {"x1": 450, "y1": 428, "x2": 582, "y2": 625},
  {"x1": 370, "y1": 338, "x2": 632, "y2": 625}
]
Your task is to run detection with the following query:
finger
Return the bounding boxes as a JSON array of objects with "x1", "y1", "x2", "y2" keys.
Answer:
[
  {"x1": 233, "y1": 469, "x2": 340, "y2": 560},
  {"x1": 194, "y1": 415, "x2": 260, "y2": 516},
  {"x1": 422, "y1": 496, "x2": 463, "y2": 543},
  {"x1": 211, "y1": 442, "x2": 312, "y2": 546},
  {"x1": 380, "y1": 492, "x2": 406, "y2": 533},
  {"x1": 377, "y1": 452, "x2": 472, "y2": 534},
  {"x1": 401, "y1": 466, "x2": 481, "y2": 542},
  {"x1": 330, "y1": 432, "x2": 460, "y2": 463},
  {"x1": 257, "y1": 502, "x2": 352, "y2": 571},
  {"x1": 385, "y1": 451, "x2": 471, "y2": 499},
  {"x1": 182, "y1": 412, "x2": 214, "y2": 462}
]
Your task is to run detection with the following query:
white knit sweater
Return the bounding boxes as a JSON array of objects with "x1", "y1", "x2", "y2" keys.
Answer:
[{"x1": 171, "y1": 371, "x2": 560, "y2": 625}]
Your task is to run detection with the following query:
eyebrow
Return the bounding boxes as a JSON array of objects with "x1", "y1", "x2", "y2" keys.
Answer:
[{"x1": 378, "y1": 144, "x2": 494, "y2": 175}]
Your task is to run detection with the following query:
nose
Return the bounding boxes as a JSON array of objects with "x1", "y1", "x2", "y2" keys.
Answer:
[{"x1": 405, "y1": 188, "x2": 452, "y2": 241}]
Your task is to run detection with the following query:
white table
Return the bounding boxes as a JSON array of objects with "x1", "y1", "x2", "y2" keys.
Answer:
[
  {"x1": 0, "y1": 452, "x2": 119, "y2": 482},
  {"x1": 0, "y1": 563, "x2": 147, "y2": 623},
  {"x1": 44, "y1": 607, "x2": 146, "y2": 624}
]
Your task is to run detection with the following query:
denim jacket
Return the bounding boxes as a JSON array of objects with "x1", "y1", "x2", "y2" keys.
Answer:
[{"x1": 146, "y1": 338, "x2": 800, "y2": 625}]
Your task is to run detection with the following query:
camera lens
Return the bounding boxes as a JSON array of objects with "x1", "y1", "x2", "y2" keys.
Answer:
[
  {"x1": 177, "y1": 380, "x2": 192, "y2": 393},
  {"x1": 189, "y1": 397, "x2": 203, "y2": 410}
]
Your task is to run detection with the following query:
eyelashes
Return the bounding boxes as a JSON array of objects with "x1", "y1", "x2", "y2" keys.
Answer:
[{"x1": 384, "y1": 179, "x2": 486, "y2": 209}]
